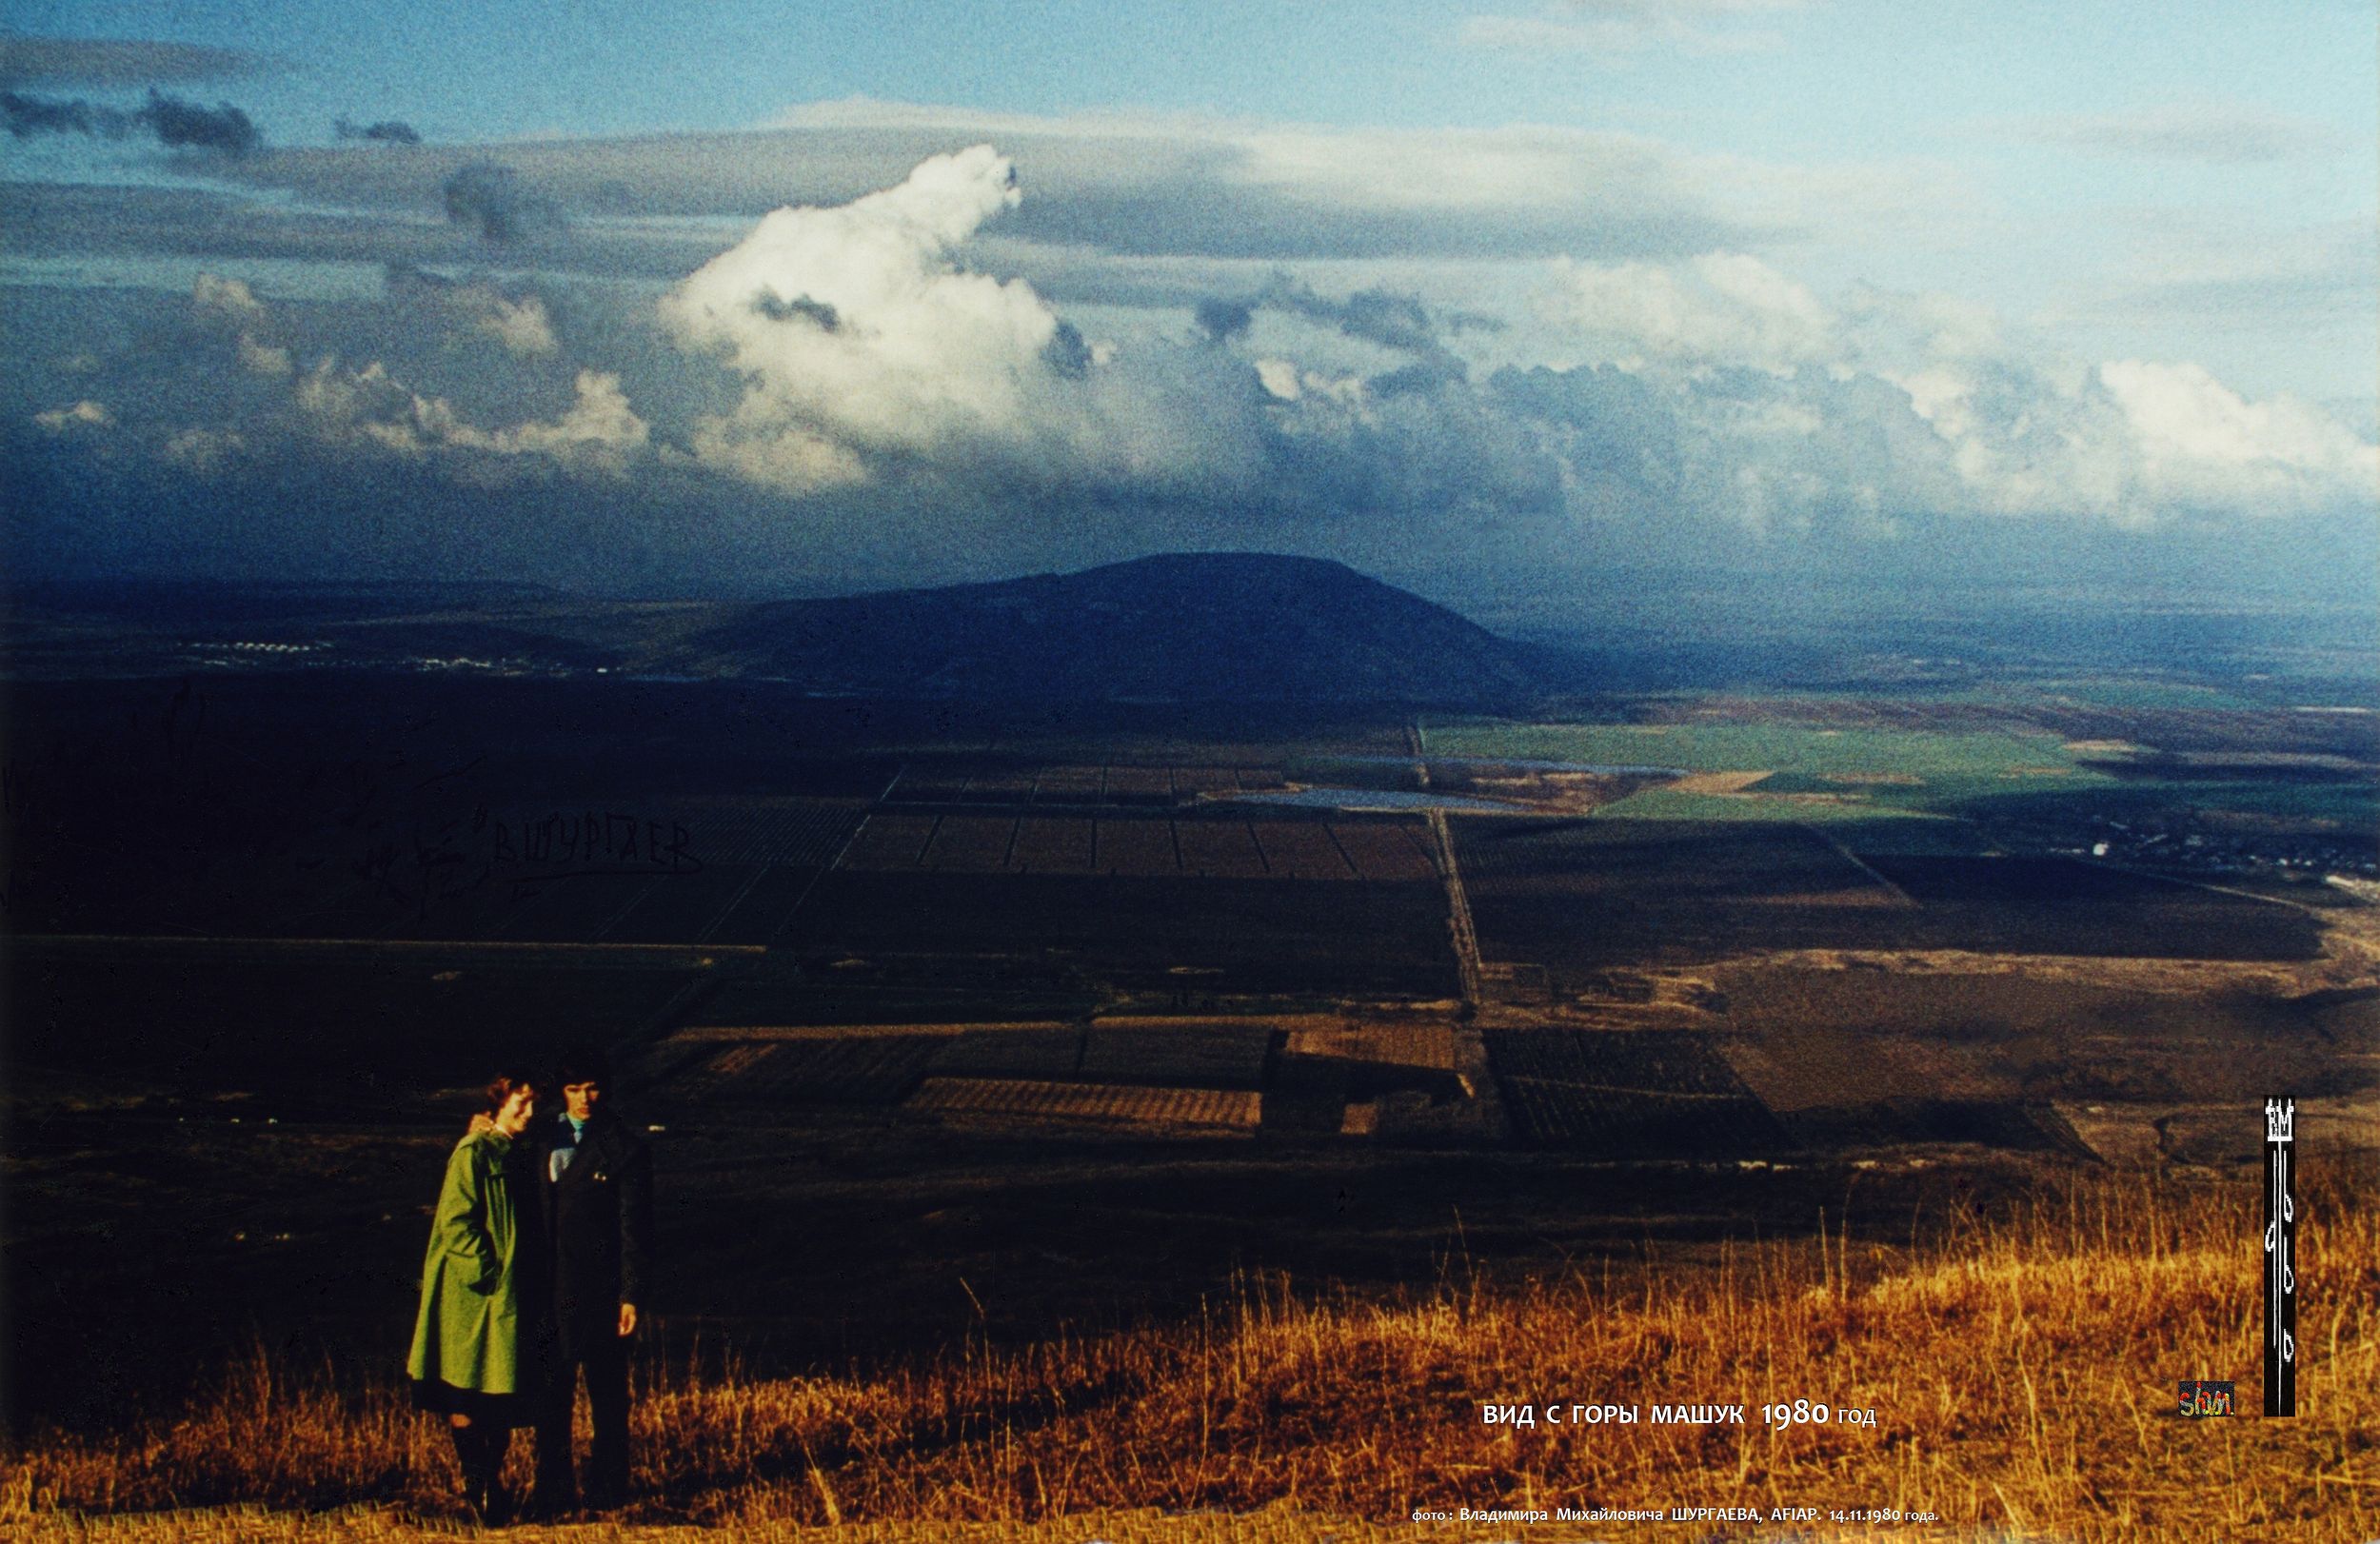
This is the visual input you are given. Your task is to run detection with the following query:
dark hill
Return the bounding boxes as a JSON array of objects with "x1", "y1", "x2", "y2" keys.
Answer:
[{"x1": 664, "y1": 553, "x2": 1557, "y2": 703}]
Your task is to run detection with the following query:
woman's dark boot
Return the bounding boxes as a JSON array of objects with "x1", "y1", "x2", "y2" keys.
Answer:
[
  {"x1": 448, "y1": 1424, "x2": 484, "y2": 1515},
  {"x1": 450, "y1": 1423, "x2": 510, "y2": 1525}
]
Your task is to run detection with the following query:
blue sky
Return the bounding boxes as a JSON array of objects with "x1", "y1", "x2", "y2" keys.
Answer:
[
  {"x1": 2, "y1": 2, "x2": 2372, "y2": 602},
  {"x1": 10, "y1": 2, "x2": 2368, "y2": 144}
]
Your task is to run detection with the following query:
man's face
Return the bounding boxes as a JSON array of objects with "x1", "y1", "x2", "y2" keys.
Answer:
[{"x1": 564, "y1": 1080, "x2": 602, "y2": 1122}]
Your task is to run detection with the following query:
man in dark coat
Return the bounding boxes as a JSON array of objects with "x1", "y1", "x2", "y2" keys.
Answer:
[{"x1": 531, "y1": 1049, "x2": 653, "y2": 1514}]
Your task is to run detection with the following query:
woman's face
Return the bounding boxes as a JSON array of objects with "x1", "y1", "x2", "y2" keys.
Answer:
[{"x1": 492, "y1": 1085, "x2": 536, "y2": 1138}]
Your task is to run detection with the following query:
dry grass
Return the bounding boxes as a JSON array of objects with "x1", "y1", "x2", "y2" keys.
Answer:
[{"x1": 6, "y1": 1168, "x2": 2370, "y2": 1541}]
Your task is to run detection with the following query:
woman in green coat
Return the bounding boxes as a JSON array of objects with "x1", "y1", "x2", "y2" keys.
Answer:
[{"x1": 407, "y1": 1069, "x2": 546, "y2": 1522}]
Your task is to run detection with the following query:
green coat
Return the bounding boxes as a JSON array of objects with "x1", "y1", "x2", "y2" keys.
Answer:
[{"x1": 406, "y1": 1129, "x2": 537, "y2": 1395}]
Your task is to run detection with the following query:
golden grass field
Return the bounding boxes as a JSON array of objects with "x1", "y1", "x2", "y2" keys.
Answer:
[{"x1": 5, "y1": 1166, "x2": 2370, "y2": 1542}]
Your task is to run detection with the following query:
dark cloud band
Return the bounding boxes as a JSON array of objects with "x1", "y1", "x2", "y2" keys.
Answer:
[
  {"x1": 3, "y1": 88, "x2": 260, "y2": 155},
  {"x1": 335, "y1": 116, "x2": 422, "y2": 146},
  {"x1": 442, "y1": 163, "x2": 566, "y2": 243}
]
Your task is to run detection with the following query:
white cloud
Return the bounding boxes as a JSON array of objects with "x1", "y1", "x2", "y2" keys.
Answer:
[
  {"x1": 1255, "y1": 358, "x2": 1303, "y2": 400},
  {"x1": 164, "y1": 426, "x2": 247, "y2": 473},
  {"x1": 657, "y1": 145, "x2": 1248, "y2": 497},
  {"x1": 191, "y1": 272, "x2": 267, "y2": 323},
  {"x1": 238, "y1": 333, "x2": 293, "y2": 376},
  {"x1": 1543, "y1": 250, "x2": 1836, "y2": 370},
  {"x1": 468, "y1": 369, "x2": 649, "y2": 470},
  {"x1": 659, "y1": 144, "x2": 1040, "y2": 479},
  {"x1": 10, "y1": 119, "x2": 2365, "y2": 592},
  {"x1": 193, "y1": 271, "x2": 293, "y2": 376},
  {"x1": 296, "y1": 357, "x2": 407, "y2": 428},
  {"x1": 33, "y1": 399, "x2": 113, "y2": 432},
  {"x1": 1520, "y1": 248, "x2": 2378, "y2": 533},
  {"x1": 2098, "y1": 360, "x2": 2380, "y2": 515},
  {"x1": 296, "y1": 357, "x2": 648, "y2": 476},
  {"x1": 477, "y1": 293, "x2": 559, "y2": 357},
  {"x1": 383, "y1": 268, "x2": 566, "y2": 357},
  {"x1": 659, "y1": 145, "x2": 1047, "y2": 490}
]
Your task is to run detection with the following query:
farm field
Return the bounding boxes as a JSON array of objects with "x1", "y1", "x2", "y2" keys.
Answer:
[
  {"x1": 1712, "y1": 964, "x2": 2379, "y2": 1110},
  {"x1": 781, "y1": 871, "x2": 1460, "y2": 998},
  {"x1": 1457, "y1": 818, "x2": 2325, "y2": 980},
  {"x1": 838, "y1": 810, "x2": 1432, "y2": 881},
  {"x1": 1428, "y1": 701, "x2": 2380, "y2": 837},
  {"x1": 7, "y1": 670, "x2": 2376, "y2": 1506},
  {"x1": 884, "y1": 761, "x2": 1287, "y2": 806},
  {"x1": 651, "y1": 1029, "x2": 953, "y2": 1107},
  {"x1": 1427, "y1": 719, "x2": 2104, "y2": 804},
  {"x1": 1483, "y1": 1029, "x2": 1787, "y2": 1156},
  {"x1": 907, "y1": 1078, "x2": 1263, "y2": 1134}
]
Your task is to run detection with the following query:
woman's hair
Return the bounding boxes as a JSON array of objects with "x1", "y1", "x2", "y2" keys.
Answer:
[{"x1": 482, "y1": 1069, "x2": 537, "y2": 1114}]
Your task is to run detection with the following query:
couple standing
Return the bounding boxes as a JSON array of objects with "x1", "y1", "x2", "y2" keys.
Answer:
[{"x1": 405, "y1": 1052, "x2": 654, "y2": 1522}]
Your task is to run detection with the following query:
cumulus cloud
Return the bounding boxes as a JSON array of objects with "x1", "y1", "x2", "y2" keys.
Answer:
[
  {"x1": 477, "y1": 293, "x2": 559, "y2": 357},
  {"x1": 1188, "y1": 275, "x2": 1497, "y2": 409},
  {"x1": 4, "y1": 130, "x2": 2366, "y2": 601},
  {"x1": 407, "y1": 370, "x2": 649, "y2": 472},
  {"x1": 2097, "y1": 360, "x2": 2380, "y2": 515},
  {"x1": 293, "y1": 357, "x2": 407, "y2": 429},
  {"x1": 1505, "y1": 251, "x2": 2380, "y2": 535},
  {"x1": 190, "y1": 273, "x2": 292, "y2": 374},
  {"x1": 294, "y1": 356, "x2": 647, "y2": 476},
  {"x1": 1544, "y1": 250, "x2": 1837, "y2": 370},
  {"x1": 382, "y1": 265, "x2": 561, "y2": 356},
  {"x1": 237, "y1": 334, "x2": 294, "y2": 376},
  {"x1": 1254, "y1": 359, "x2": 1304, "y2": 399},
  {"x1": 658, "y1": 145, "x2": 1031, "y2": 489},
  {"x1": 33, "y1": 400, "x2": 114, "y2": 433},
  {"x1": 164, "y1": 426, "x2": 246, "y2": 473},
  {"x1": 191, "y1": 272, "x2": 268, "y2": 324},
  {"x1": 658, "y1": 144, "x2": 1244, "y2": 496}
]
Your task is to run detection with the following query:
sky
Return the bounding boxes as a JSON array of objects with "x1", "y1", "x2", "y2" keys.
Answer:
[{"x1": 2, "y1": 1, "x2": 2374, "y2": 614}]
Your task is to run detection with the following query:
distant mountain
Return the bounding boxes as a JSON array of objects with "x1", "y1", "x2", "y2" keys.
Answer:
[
  {"x1": 3, "y1": 555, "x2": 1570, "y2": 703},
  {"x1": 659, "y1": 553, "x2": 1558, "y2": 703}
]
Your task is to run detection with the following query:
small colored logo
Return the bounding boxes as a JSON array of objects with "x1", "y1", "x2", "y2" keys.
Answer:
[{"x1": 2178, "y1": 1380, "x2": 2235, "y2": 1418}]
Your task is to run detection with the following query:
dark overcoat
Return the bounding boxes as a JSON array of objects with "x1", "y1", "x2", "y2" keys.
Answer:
[{"x1": 538, "y1": 1109, "x2": 654, "y2": 1359}]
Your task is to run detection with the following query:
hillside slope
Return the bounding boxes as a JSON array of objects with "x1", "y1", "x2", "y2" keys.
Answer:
[{"x1": 663, "y1": 552, "x2": 1556, "y2": 703}]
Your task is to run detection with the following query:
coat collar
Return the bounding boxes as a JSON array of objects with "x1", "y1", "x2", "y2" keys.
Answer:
[{"x1": 547, "y1": 1108, "x2": 628, "y2": 1168}]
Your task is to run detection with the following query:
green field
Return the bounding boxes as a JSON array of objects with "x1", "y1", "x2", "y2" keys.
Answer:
[
  {"x1": 1582, "y1": 786, "x2": 1974, "y2": 827},
  {"x1": 1431, "y1": 719, "x2": 2114, "y2": 816},
  {"x1": 1429, "y1": 710, "x2": 2380, "y2": 836}
]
